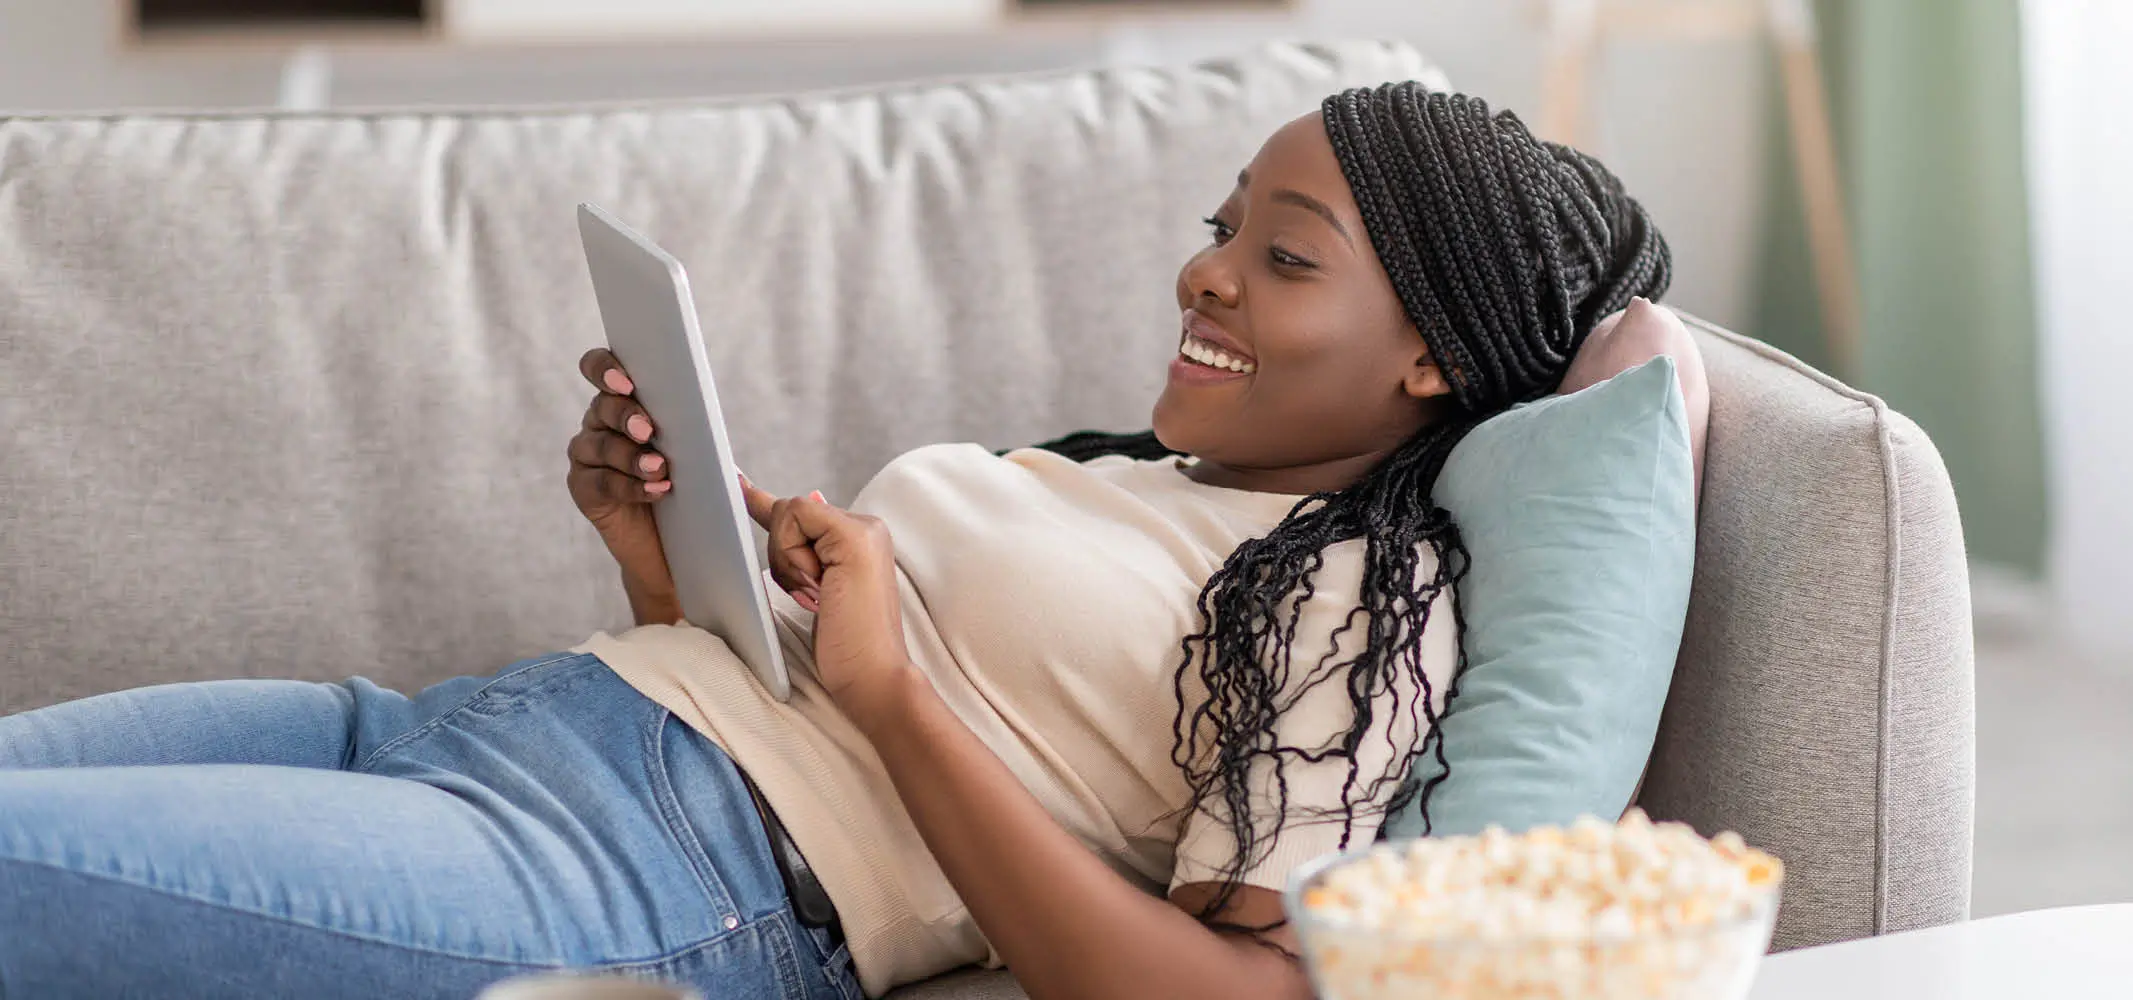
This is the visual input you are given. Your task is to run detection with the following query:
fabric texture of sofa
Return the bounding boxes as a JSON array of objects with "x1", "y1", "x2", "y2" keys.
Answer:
[{"x1": 0, "y1": 40, "x2": 1973, "y2": 999}]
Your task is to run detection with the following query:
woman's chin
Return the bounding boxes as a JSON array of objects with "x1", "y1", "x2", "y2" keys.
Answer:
[
  {"x1": 1150, "y1": 399, "x2": 1212, "y2": 458},
  {"x1": 1149, "y1": 424, "x2": 1180, "y2": 454},
  {"x1": 1150, "y1": 398, "x2": 1186, "y2": 450}
]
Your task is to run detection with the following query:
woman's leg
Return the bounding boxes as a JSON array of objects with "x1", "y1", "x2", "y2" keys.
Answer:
[
  {"x1": 0, "y1": 664, "x2": 504, "y2": 770},
  {"x1": 1, "y1": 678, "x2": 376, "y2": 769},
  {"x1": 0, "y1": 763, "x2": 575, "y2": 997},
  {"x1": 0, "y1": 653, "x2": 860, "y2": 1000}
]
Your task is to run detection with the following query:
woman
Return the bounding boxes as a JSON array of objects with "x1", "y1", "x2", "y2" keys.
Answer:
[{"x1": 0, "y1": 84, "x2": 1694, "y2": 999}]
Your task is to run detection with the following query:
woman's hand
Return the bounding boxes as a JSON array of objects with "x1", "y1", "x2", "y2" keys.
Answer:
[
  {"x1": 1563, "y1": 298, "x2": 1710, "y2": 496},
  {"x1": 740, "y1": 477, "x2": 918, "y2": 723},
  {"x1": 568, "y1": 348, "x2": 682, "y2": 625}
]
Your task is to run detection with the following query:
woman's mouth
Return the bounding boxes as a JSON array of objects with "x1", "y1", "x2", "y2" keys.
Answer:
[
  {"x1": 1169, "y1": 331, "x2": 1256, "y2": 386},
  {"x1": 1176, "y1": 333, "x2": 1256, "y2": 374},
  {"x1": 1171, "y1": 309, "x2": 1257, "y2": 384}
]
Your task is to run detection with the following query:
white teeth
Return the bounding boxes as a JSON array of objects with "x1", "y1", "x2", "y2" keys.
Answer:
[{"x1": 1179, "y1": 334, "x2": 1256, "y2": 374}]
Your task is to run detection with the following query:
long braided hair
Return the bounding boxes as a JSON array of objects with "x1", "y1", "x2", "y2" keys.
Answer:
[{"x1": 1037, "y1": 84, "x2": 1671, "y2": 935}]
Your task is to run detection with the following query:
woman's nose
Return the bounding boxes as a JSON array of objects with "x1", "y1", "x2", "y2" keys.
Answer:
[{"x1": 1179, "y1": 247, "x2": 1242, "y2": 308}]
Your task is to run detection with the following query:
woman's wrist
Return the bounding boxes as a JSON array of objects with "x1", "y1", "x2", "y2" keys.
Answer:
[{"x1": 617, "y1": 565, "x2": 683, "y2": 627}]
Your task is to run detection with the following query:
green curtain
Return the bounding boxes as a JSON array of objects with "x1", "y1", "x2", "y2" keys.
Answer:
[{"x1": 1752, "y1": 0, "x2": 2046, "y2": 573}]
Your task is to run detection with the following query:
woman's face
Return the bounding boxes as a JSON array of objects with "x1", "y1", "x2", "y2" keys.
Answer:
[{"x1": 1152, "y1": 113, "x2": 1451, "y2": 491}]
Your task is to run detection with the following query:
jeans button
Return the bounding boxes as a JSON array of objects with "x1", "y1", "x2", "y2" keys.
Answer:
[{"x1": 724, "y1": 915, "x2": 740, "y2": 930}]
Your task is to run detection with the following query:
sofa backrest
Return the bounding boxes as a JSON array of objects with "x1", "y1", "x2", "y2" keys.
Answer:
[
  {"x1": 0, "y1": 39, "x2": 1438, "y2": 704},
  {"x1": 0, "y1": 40, "x2": 1970, "y2": 954}
]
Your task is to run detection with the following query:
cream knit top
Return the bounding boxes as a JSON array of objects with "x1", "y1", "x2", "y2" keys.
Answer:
[{"x1": 575, "y1": 444, "x2": 1456, "y2": 996}]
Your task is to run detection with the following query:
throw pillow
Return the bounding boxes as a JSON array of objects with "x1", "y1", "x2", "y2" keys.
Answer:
[{"x1": 1380, "y1": 355, "x2": 1696, "y2": 838}]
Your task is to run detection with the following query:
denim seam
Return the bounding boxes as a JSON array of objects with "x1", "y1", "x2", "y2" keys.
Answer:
[
  {"x1": 593, "y1": 914, "x2": 790, "y2": 981},
  {"x1": 645, "y1": 710, "x2": 739, "y2": 928},
  {"x1": 351, "y1": 651, "x2": 586, "y2": 773},
  {"x1": 817, "y1": 932, "x2": 862, "y2": 1000},
  {"x1": 837, "y1": 946, "x2": 862, "y2": 1000},
  {"x1": 801, "y1": 922, "x2": 859, "y2": 997},
  {"x1": 460, "y1": 660, "x2": 609, "y2": 718},
  {"x1": 767, "y1": 910, "x2": 808, "y2": 1000},
  {"x1": 0, "y1": 853, "x2": 797, "y2": 974}
]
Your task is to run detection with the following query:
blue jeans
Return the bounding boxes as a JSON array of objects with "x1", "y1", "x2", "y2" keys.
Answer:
[{"x1": 0, "y1": 652, "x2": 864, "y2": 1000}]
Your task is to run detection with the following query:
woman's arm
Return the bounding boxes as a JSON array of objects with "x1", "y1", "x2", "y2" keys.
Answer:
[
  {"x1": 855, "y1": 668, "x2": 1312, "y2": 1000},
  {"x1": 616, "y1": 566, "x2": 684, "y2": 628},
  {"x1": 1563, "y1": 299, "x2": 1705, "y2": 813},
  {"x1": 737, "y1": 484, "x2": 1308, "y2": 1000}
]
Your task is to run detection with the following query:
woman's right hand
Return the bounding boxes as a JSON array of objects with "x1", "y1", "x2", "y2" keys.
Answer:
[{"x1": 568, "y1": 348, "x2": 681, "y2": 624}]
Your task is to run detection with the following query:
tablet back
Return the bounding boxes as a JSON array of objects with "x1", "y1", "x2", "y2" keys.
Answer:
[{"x1": 577, "y1": 203, "x2": 791, "y2": 702}]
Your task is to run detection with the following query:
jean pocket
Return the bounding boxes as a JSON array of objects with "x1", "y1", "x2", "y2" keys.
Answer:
[{"x1": 648, "y1": 709, "x2": 789, "y2": 937}]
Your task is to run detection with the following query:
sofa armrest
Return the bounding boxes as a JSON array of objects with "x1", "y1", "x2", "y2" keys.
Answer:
[{"x1": 1641, "y1": 319, "x2": 1976, "y2": 950}]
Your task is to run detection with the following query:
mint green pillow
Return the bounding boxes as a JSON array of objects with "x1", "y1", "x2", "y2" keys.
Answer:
[{"x1": 1381, "y1": 357, "x2": 1695, "y2": 839}]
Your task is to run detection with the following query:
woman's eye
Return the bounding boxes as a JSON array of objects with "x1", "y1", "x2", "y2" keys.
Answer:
[
  {"x1": 1202, "y1": 215, "x2": 1235, "y2": 246},
  {"x1": 1270, "y1": 246, "x2": 1313, "y2": 269}
]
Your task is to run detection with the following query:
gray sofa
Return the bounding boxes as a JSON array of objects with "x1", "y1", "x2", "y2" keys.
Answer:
[{"x1": 0, "y1": 40, "x2": 1972, "y2": 999}]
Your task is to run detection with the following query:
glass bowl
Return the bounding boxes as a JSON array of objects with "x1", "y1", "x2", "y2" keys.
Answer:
[{"x1": 1285, "y1": 843, "x2": 1781, "y2": 1000}]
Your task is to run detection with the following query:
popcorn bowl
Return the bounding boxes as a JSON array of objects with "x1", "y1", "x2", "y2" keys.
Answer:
[{"x1": 1285, "y1": 820, "x2": 1782, "y2": 1000}]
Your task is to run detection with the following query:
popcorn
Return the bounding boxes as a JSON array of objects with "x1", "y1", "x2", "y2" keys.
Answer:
[{"x1": 1291, "y1": 809, "x2": 1782, "y2": 1000}]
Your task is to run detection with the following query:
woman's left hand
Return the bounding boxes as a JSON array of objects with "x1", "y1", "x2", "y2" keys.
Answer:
[{"x1": 740, "y1": 476, "x2": 916, "y2": 722}]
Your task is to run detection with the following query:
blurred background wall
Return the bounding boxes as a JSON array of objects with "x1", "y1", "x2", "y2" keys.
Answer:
[{"x1": 0, "y1": 0, "x2": 1773, "y2": 339}]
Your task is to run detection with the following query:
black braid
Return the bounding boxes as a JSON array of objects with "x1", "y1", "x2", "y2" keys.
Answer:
[
  {"x1": 1026, "y1": 83, "x2": 1670, "y2": 939},
  {"x1": 1324, "y1": 85, "x2": 1671, "y2": 410}
]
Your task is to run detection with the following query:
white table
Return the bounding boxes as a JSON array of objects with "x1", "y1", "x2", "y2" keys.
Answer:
[{"x1": 1748, "y1": 904, "x2": 2133, "y2": 998}]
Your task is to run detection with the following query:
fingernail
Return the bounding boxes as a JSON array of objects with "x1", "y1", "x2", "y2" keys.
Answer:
[
  {"x1": 639, "y1": 453, "x2": 664, "y2": 475},
  {"x1": 627, "y1": 414, "x2": 653, "y2": 442},
  {"x1": 809, "y1": 490, "x2": 825, "y2": 502},
  {"x1": 604, "y1": 370, "x2": 634, "y2": 394},
  {"x1": 795, "y1": 591, "x2": 819, "y2": 612},
  {"x1": 738, "y1": 471, "x2": 752, "y2": 485},
  {"x1": 646, "y1": 480, "x2": 671, "y2": 495}
]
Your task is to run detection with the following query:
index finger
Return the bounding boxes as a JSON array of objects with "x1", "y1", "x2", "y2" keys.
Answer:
[
  {"x1": 578, "y1": 347, "x2": 635, "y2": 395},
  {"x1": 782, "y1": 493, "x2": 860, "y2": 543},
  {"x1": 739, "y1": 472, "x2": 778, "y2": 529}
]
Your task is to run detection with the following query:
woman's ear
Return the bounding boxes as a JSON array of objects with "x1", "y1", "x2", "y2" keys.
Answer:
[{"x1": 1402, "y1": 351, "x2": 1453, "y2": 401}]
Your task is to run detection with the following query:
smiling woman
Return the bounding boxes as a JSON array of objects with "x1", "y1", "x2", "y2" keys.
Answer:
[
  {"x1": 1091, "y1": 83, "x2": 1674, "y2": 952},
  {"x1": 0, "y1": 81, "x2": 1681, "y2": 1000}
]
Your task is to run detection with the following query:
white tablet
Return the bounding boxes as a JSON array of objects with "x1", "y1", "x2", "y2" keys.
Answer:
[{"x1": 577, "y1": 203, "x2": 791, "y2": 702}]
